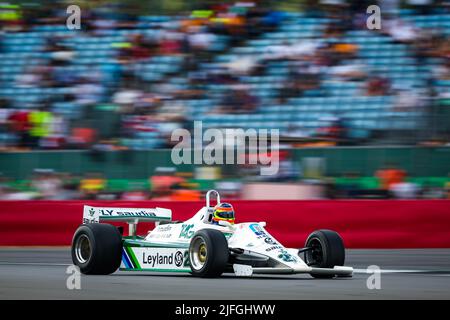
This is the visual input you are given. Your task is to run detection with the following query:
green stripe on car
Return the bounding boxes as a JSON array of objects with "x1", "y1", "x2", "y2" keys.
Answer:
[{"x1": 125, "y1": 246, "x2": 141, "y2": 269}]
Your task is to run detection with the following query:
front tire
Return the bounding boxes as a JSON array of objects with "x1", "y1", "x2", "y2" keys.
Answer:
[
  {"x1": 71, "y1": 223, "x2": 122, "y2": 275},
  {"x1": 189, "y1": 229, "x2": 229, "y2": 278},
  {"x1": 304, "y1": 229, "x2": 345, "y2": 279}
]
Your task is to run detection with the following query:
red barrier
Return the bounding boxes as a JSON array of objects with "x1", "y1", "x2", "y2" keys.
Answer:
[{"x1": 0, "y1": 200, "x2": 450, "y2": 248}]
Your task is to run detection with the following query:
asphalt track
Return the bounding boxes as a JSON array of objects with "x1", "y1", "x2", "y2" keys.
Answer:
[{"x1": 1, "y1": 248, "x2": 450, "y2": 299}]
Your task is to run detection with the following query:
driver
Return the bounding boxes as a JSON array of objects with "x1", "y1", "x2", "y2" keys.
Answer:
[{"x1": 212, "y1": 202, "x2": 235, "y2": 225}]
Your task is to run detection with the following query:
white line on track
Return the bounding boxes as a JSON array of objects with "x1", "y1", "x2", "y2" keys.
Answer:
[
  {"x1": 1, "y1": 263, "x2": 450, "y2": 275},
  {"x1": 0, "y1": 262, "x2": 70, "y2": 266},
  {"x1": 353, "y1": 268, "x2": 450, "y2": 274}
]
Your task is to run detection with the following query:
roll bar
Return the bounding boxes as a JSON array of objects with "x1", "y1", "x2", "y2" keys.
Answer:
[{"x1": 206, "y1": 189, "x2": 220, "y2": 208}]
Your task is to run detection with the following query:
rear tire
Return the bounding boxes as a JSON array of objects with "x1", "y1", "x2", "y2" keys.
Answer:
[
  {"x1": 189, "y1": 229, "x2": 229, "y2": 278},
  {"x1": 304, "y1": 229, "x2": 345, "y2": 279},
  {"x1": 71, "y1": 224, "x2": 122, "y2": 275}
]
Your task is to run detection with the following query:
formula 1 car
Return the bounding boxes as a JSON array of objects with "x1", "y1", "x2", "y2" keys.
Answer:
[{"x1": 71, "y1": 190, "x2": 353, "y2": 278}]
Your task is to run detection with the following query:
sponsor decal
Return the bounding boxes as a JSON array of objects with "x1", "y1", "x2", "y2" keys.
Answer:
[
  {"x1": 264, "y1": 237, "x2": 277, "y2": 245},
  {"x1": 158, "y1": 225, "x2": 172, "y2": 232},
  {"x1": 83, "y1": 218, "x2": 96, "y2": 224},
  {"x1": 142, "y1": 252, "x2": 181, "y2": 267},
  {"x1": 174, "y1": 251, "x2": 184, "y2": 267},
  {"x1": 100, "y1": 209, "x2": 156, "y2": 217},
  {"x1": 224, "y1": 233, "x2": 233, "y2": 240},
  {"x1": 122, "y1": 246, "x2": 139, "y2": 269},
  {"x1": 148, "y1": 224, "x2": 174, "y2": 239},
  {"x1": 277, "y1": 249, "x2": 297, "y2": 263},
  {"x1": 249, "y1": 224, "x2": 265, "y2": 237},
  {"x1": 83, "y1": 206, "x2": 98, "y2": 223},
  {"x1": 183, "y1": 250, "x2": 190, "y2": 267},
  {"x1": 250, "y1": 224, "x2": 279, "y2": 245},
  {"x1": 179, "y1": 224, "x2": 195, "y2": 239},
  {"x1": 265, "y1": 245, "x2": 283, "y2": 252},
  {"x1": 148, "y1": 233, "x2": 172, "y2": 239},
  {"x1": 122, "y1": 247, "x2": 188, "y2": 270},
  {"x1": 100, "y1": 209, "x2": 117, "y2": 216}
]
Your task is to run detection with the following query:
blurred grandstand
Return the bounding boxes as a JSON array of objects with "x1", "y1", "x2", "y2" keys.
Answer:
[{"x1": 0, "y1": 0, "x2": 449, "y2": 200}]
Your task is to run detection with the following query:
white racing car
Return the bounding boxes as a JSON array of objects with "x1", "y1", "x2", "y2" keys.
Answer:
[{"x1": 71, "y1": 190, "x2": 353, "y2": 278}]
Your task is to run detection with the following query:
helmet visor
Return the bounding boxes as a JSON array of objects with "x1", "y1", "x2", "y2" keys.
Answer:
[{"x1": 215, "y1": 210, "x2": 234, "y2": 219}]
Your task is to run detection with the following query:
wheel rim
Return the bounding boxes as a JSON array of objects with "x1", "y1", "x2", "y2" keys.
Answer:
[
  {"x1": 305, "y1": 238, "x2": 324, "y2": 266},
  {"x1": 75, "y1": 234, "x2": 92, "y2": 264},
  {"x1": 190, "y1": 237, "x2": 207, "y2": 271}
]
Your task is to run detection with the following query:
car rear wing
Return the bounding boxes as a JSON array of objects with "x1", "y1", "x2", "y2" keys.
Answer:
[{"x1": 83, "y1": 205, "x2": 172, "y2": 236}]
